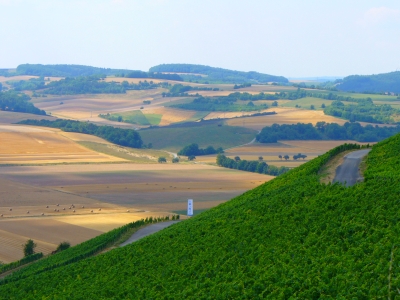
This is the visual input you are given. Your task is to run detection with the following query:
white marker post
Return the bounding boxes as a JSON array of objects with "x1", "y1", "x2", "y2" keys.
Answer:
[{"x1": 187, "y1": 199, "x2": 193, "y2": 217}]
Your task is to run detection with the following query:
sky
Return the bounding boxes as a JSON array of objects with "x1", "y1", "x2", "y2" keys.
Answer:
[{"x1": 0, "y1": 0, "x2": 399, "y2": 78}]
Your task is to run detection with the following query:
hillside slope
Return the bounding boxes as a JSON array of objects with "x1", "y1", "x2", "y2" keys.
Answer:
[
  {"x1": 149, "y1": 63, "x2": 288, "y2": 84},
  {"x1": 337, "y1": 71, "x2": 400, "y2": 93},
  {"x1": 0, "y1": 138, "x2": 399, "y2": 298}
]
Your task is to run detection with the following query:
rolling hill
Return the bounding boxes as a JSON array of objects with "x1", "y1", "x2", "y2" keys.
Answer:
[
  {"x1": 0, "y1": 132, "x2": 399, "y2": 298},
  {"x1": 149, "y1": 63, "x2": 289, "y2": 84},
  {"x1": 337, "y1": 71, "x2": 400, "y2": 93}
]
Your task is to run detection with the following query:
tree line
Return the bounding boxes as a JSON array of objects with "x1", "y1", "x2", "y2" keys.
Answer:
[
  {"x1": 216, "y1": 154, "x2": 289, "y2": 176},
  {"x1": 256, "y1": 122, "x2": 400, "y2": 143},
  {"x1": 0, "y1": 91, "x2": 46, "y2": 115},
  {"x1": 162, "y1": 84, "x2": 219, "y2": 97},
  {"x1": 177, "y1": 143, "x2": 224, "y2": 156},
  {"x1": 119, "y1": 71, "x2": 183, "y2": 81},
  {"x1": 18, "y1": 119, "x2": 143, "y2": 148}
]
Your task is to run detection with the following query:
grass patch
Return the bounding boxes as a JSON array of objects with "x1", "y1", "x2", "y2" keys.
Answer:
[
  {"x1": 100, "y1": 110, "x2": 162, "y2": 126},
  {"x1": 139, "y1": 124, "x2": 257, "y2": 152}
]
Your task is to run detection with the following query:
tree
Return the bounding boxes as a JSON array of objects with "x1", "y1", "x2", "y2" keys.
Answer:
[
  {"x1": 272, "y1": 101, "x2": 278, "y2": 107},
  {"x1": 258, "y1": 156, "x2": 263, "y2": 161},
  {"x1": 284, "y1": 155, "x2": 289, "y2": 161},
  {"x1": 310, "y1": 104, "x2": 315, "y2": 110},
  {"x1": 321, "y1": 103, "x2": 326, "y2": 108},
  {"x1": 23, "y1": 239, "x2": 37, "y2": 257},
  {"x1": 278, "y1": 155, "x2": 282, "y2": 160},
  {"x1": 234, "y1": 156, "x2": 241, "y2": 162},
  {"x1": 117, "y1": 116, "x2": 123, "y2": 122},
  {"x1": 158, "y1": 156, "x2": 167, "y2": 163},
  {"x1": 56, "y1": 241, "x2": 71, "y2": 252},
  {"x1": 188, "y1": 155, "x2": 196, "y2": 161},
  {"x1": 172, "y1": 157, "x2": 179, "y2": 163}
]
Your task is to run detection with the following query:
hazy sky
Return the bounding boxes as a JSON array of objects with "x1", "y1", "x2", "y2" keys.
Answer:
[{"x1": 1, "y1": 0, "x2": 399, "y2": 77}]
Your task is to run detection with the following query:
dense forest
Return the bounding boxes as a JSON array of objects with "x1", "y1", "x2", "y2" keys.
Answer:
[
  {"x1": 18, "y1": 119, "x2": 143, "y2": 148},
  {"x1": 0, "y1": 91, "x2": 46, "y2": 115},
  {"x1": 337, "y1": 71, "x2": 400, "y2": 93},
  {"x1": 256, "y1": 122, "x2": 400, "y2": 143},
  {"x1": 7, "y1": 77, "x2": 46, "y2": 91},
  {"x1": 177, "y1": 143, "x2": 224, "y2": 156},
  {"x1": 120, "y1": 70, "x2": 183, "y2": 81},
  {"x1": 1, "y1": 136, "x2": 398, "y2": 298},
  {"x1": 149, "y1": 64, "x2": 288, "y2": 84},
  {"x1": 216, "y1": 154, "x2": 289, "y2": 176},
  {"x1": 171, "y1": 96, "x2": 268, "y2": 112},
  {"x1": 14, "y1": 64, "x2": 129, "y2": 77},
  {"x1": 41, "y1": 76, "x2": 167, "y2": 95}
]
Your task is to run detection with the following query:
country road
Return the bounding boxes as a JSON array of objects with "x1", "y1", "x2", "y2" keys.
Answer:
[
  {"x1": 120, "y1": 221, "x2": 180, "y2": 247},
  {"x1": 333, "y1": 149, "x2": 371, "y2": 186}
]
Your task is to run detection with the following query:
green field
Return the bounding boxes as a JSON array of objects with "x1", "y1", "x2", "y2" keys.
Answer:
[
  {"x1": 139, "y1": 123, "x2": 257, "y2": 152},
  {"x1": 100, "y1": 110, "x2": 162, "y2": 126},
  {"x1": 280, "y1": 97, "x2": 357, "y2": 110}
]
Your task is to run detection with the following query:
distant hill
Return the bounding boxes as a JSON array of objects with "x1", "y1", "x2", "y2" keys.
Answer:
[
  {"x1": 14, "y1": 64, "x2": 132, "y2": 77},
  {"x1": 1, "y1": 135, "x2": 400, "y2": 298},
  {"x1": 149, "y1": 63, "x2": 288, "y2": 84},
  {"x1": 337, "y1": 71, "x2": 400, "y2": 93}
]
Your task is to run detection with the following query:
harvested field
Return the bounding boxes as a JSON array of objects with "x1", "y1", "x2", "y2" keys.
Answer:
[
  {"x1": 0, "y1": 125, "x2": 125, "y2": 165},
  {"x1": 31, "y1": 90, "x2": 165, "y2": 121},
  {"x1": 0, "y1": 111, "x2": 55, "y2": 124},
  {"x1": 0, "y1": 162, "x2": 269, "y2": 262},
  {"x1": 226, "y1": 107, "x2": 347, "y2": 130},
  {"x1": 0, "y1": 163, "x2": 270, "y2": 212},
  {"x1": 142, "y1": 107, "x2": 197, "y2": 126}
]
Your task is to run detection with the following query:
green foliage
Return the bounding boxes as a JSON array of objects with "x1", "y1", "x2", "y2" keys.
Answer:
[
  {"x1": 7, "y1": 77, "x2": 46, "y2": 91},
  {"x1": 23, "y1": 240, "x2": 36, "y2": 257},
  {"x1": 0, "y1": 217, "x2": 174, "y2": 286},
  {"x1": 324, "y1": 99, "x2": 398, "y2": 123},
  {"x1": 124, "y1": 71, "x2": 183, "y2": 81},
  {"x1": 139, "y1": 122, "x2": 257, "y2": 152},
  {"x1": 217, "y1": 154, "x2": 289, "y2": 175},
  {"x1": 18, "y1": 119, "x2": 143, "y2": 148},
  {"x1": 256, "y1": 122, "x2": 400, "y2": 143},
  {"x1": 158, "y1": 156, "x2": 167, "y2": 163},
  {"x1": 55, "y1": 242, "x2": 70, "y2": 253},
  {"x1": 3, "y1": 139, "x2": 398, "y2": 298},
  {"x1": 162, "y1": 84, "x2": 219, "y2": 97},
  {"x1": 99, "y1": 110, "x2": 162, "y2": 126},
  {"x1": 177, "y1": 143, "x2": 224, "y2": 156},
  {"x1": 337, "y1": 71, "x2": 400, "y2": 93},
  {"x1": 16, "y1": 64, "x2": 128, "y2": 77},
  {"x1": 149, "y1": 64, "x2": 289, "y2": 84},
  {"x1": 172, "y1": 157, "x2": 179, "y2": 163},
  {"x1": 233, "y1": 83, "x2": 252, "y2": 89},
  {"x1": 0, "y1": 91, "x2": 46, "y2": 115},
  {"x1": 0, "y1": 253, "x2": 43, "y2": 275}
]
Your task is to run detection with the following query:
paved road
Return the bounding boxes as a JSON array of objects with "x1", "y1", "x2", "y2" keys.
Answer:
[
  {"x1": 120, "y1": 221, "x2": 180, "y2": 247},
  {"x1": 333, "y1": 149, "x2": 371, "y2": 186}
]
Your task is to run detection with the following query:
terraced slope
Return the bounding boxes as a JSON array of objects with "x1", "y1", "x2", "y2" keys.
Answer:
[{"x1": 0, "y1": 136, "x2": 399, "y2": 298}]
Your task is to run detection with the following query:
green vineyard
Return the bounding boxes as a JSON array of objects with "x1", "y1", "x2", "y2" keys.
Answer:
[{"x1": 0, "y1": 136, "x2": 399, "y2": 298}]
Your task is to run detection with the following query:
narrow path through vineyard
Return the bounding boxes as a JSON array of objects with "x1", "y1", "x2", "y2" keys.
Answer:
[
  {"x1": 120, "y1": 221, "x2": 180, "y2": 247},
  {"x1": 333, "y1": 149, "x2": 370, "y2": 186}
]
